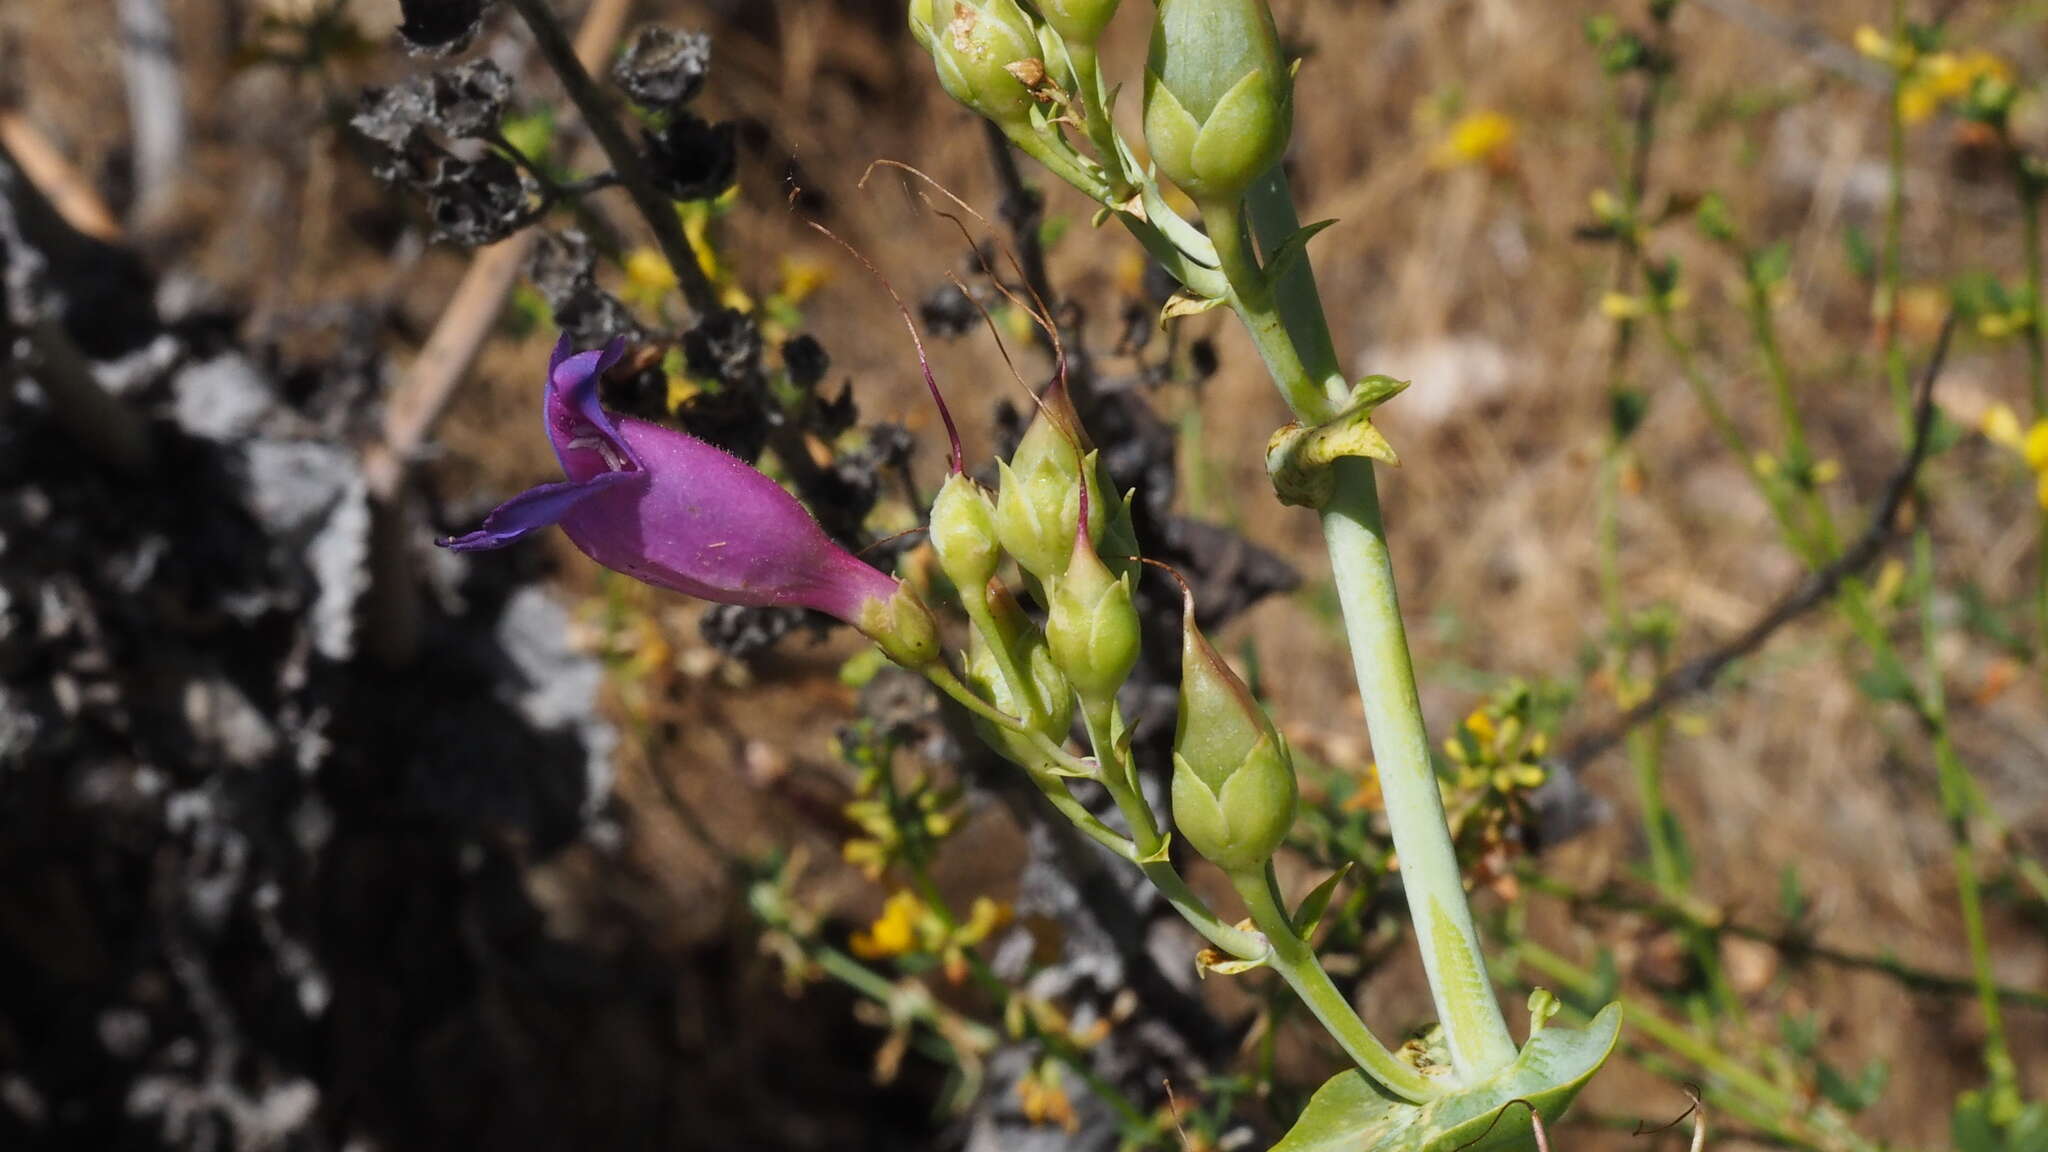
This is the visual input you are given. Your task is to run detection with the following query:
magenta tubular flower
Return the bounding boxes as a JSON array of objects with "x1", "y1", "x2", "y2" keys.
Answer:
[{"x1": 441, "y1": 336, "x2": 936, "y2": 664}]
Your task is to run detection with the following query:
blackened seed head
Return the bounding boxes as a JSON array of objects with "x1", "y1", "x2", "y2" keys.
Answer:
[
  {"x1": 643, "y1": 115, "x2": 738, "y2": 203},
  {"x1": 429, "y1": 60, "x2": 513, "y2": 139},
  {"x1": 395, "y1": 0, "x2": 489, "y2": 56},
  {"x1": 425, "y1": 152, "x2": 534, "y2": 246},
  {"x1": 918, "y1": 282, "x2": 979, "y2": 339},
  {"x1": 613, "y1": 26, "x2": 713, "y2": 110},
  {"x1": 528, "y1": 232, "x2": 643, "y2": 349},
  {"x1": 353, "y1": 84, "x2": 432, "y2": 150},
  {"x1": 683, "y1": 309, "x2": 763, "y2": 390},
  {"x1": 781, "y1": 335, "x2": 829, "y2": 390}
]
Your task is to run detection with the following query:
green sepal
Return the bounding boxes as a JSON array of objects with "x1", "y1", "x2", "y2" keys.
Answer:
[
  {"x1": 1291, "y1": 862, "x2": 1352, "y2": 940},
  {"x1": 858, "y1": 586, "x2": 940, "y2": 668},
  {"x1": 1270, "y1": 1004, "x2": 1623, "y2": 1152},
  {"x1": 1262, "y1": 219, "x2": 1335, "y2": 286},
  {"x1": 1045, "y1": 539, "x2": 1141, "y2": 705},
  {"x1": 1170, "y1": 734, "x2": 1297, "y2": 872},
  {"x1": 1186, "y1": 67, "x2": 1289, "y2": 199},
  {"x1": 929, "y1": 473, "x2": 1002, "y2": 595},
  {"x1": 1140, "y1": 69, "x2": 1203, "y2": 194}
]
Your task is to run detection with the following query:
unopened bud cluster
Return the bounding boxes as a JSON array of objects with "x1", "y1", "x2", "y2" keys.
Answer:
[
  {"x1": 926, "y1": 381, "x2": 1299, "y2": 876},
  {"x1": 906, "y1": 0, "x2": 1292, "y2": 210}
]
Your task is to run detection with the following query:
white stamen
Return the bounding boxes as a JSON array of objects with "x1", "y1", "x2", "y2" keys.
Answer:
[{"x1": 566, "y1": 431, "x2": 628, "y2": 473}]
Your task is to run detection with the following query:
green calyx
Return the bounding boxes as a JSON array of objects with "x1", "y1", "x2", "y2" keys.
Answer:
[
  {"x1": 1045, "y1": 532, "x2": 1141, "y2": 704},
  {"x1": 1171, "y1": 734, "x2": 1297, "y2": 871},
  {"x1": 909, "y1": 0, "x2": 1044, "y2": 133},
  {"x1": 1142, "y1": 0, "x2": 1292, "y2": 202},
  {"x1": 1170, "y1": 597, "x2": 1297, "y2": 870},
  {"x1": 930, "y1": 472, "x2": 1002, "y2": 594},
  {"x1": 993, "y1": 383, "x2": 1109, "y2": 584},
  {"x1": 963, "y1": 586, "x2": 1075, "y2": 768},
  {"x1": 860, "y1": 586, "x2": 941, "y2": 668},
  {"x1": 1037, "y1": 0, "x2": 1121, "y2": 46}
]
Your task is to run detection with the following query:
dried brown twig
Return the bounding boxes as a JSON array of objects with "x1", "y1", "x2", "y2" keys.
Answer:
[{"x1": 1561, "y1": 312, "x2": 1956, "y2": 770}]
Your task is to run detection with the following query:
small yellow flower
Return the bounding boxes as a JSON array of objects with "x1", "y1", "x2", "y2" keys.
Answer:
[
  {"x1": 775, "y1": 256, "x2": 831, "y2": 306},
  {"x1": 621, "y1": 247, "x2": 679, "y2": 312},
  {"x1": 1853, "y1": 25, "x2": 1898, "y2": 65},
  {"x1": 1016, "y1": 1066, "x2": 1079, "y2": 1132},
  {"x1": 1431, "y1": 110, "x2": 1517, "y2": 170},
  {"x1": 1872, "y1": 557, "x2": 1907, "y2": 605},
  {"x1": 850, "y1": 890, "x2": 926, "y2": 959},
  {"x1": 2023, "y1": 420, "x2": 2048, "y2": 473},
  {"x1": 1341, "y1": 762, "x2": 1384, "y2": 812},
  {"x1": 1601, "y1": 292, "x2": 1646, "y2": 320},
  {"x1": 1982, "y1": 403, "x2": 2025, "y2": 451},
  {"x1": 1491, "y1": 762, "x2": 1546, "y2": 793},
  {"x1": 1900, "y1": 50, "x2": 2011, "y2": 124},
  {"x1": 958, "y1": 896, "x2": 1013, "y2": 944},
  {"x1": 1812, "y1": 458, "x2": 1842, "y2": 485}
]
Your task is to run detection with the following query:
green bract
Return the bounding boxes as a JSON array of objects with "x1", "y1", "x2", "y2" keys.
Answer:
[
  {"x1": 929, "y1": 472, "x2": 1002, "y2": 595},
  {"x1": 1271, "y1": 1005, "x2": 1622, "y2": 1152},
  {"x1": 1142, "y1": 0, "x2": 1292, "y2": 203},
  {"x1": 1045, "y1": 532, "x2": 1140, "y2": 704},
  {"x1": 1037, "y1": 0, "x2": 1121, "y2": 46},
  {"x1": 993, "y1": 383, "x2": 1109, "y2": 584},
  {"x1": 908, "y1": 0, "x2": 1044, "y2": 133},
  {"x1": 1169, "y1": 597, "x2": 1297, "y2": 870}
]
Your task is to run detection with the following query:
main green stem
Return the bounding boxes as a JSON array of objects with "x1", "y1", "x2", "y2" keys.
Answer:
[{"x1": 1238, "y1": 172, "x2": 1519, "y2": 1083}]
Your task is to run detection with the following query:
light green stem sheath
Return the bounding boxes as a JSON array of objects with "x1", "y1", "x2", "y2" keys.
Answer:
[
  {"x1": 1232, "y1": 868, "x2": 1440, "y2": 1102},
  {"x1": 1320, "y1": 460, "x2": 1518, "y2": 1081},
  {"x1": 1240, "y1": 170, "x2": 1519, "y2": 1083}
]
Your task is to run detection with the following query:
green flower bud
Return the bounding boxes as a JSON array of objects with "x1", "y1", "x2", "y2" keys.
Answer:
[
  {"x1": 1038, "y1": 0, "x2": 1121, "y2": 46},
  {"x1": 860, "y1": 585, "x2": 941, "y2": 668},
  {"x1": 930, "y1": 472, "x2": 1002, "y2": 595},
  {"x1": 1142, "y1": 0, "x2": 1292, "y2": 203},
  {"x1": 909, "y1": 0, "x2": 1044, "y2": 133},
  {"x1": 1169, "y1": 594, "x2": 1296, "y2": 870},
  {"x1": 1045, "y1": 532, "x2": 1140, "y2": 703},
  {"x1": 963, "y1": 585, "x2": 1074, "y2": 768},
  {"x1": 993, "y1": 381, "x2": 1109, "y2": 583}
]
